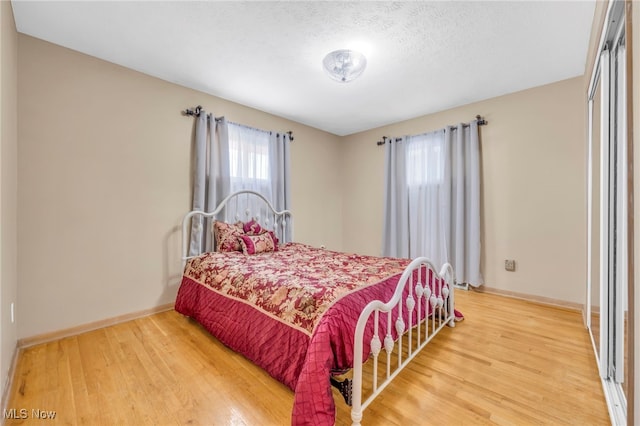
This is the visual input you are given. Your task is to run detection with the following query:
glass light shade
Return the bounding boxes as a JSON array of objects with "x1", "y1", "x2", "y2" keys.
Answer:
[{"x1": 322, "y1": 49, "x2": 367, "y2": 83}]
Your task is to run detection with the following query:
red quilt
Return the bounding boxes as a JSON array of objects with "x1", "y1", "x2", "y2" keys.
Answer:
[{"x1": 174, "y1": 243, "x2": 453, "y2": 425}]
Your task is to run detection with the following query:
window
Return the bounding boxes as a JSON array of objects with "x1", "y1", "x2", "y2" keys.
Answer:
[
  {"x1": 405, "y1": 130, "x2": 445, "y2": 187},
  {"x1": 227, "y1": 122, "x2": 271, "y2": 191}
]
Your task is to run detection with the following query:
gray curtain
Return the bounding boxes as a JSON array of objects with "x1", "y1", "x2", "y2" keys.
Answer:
[
  {"x1": 270, "y1": 132, "x2": 292, "y2": 241},
  {"x1": 382, "y1": 120, "x2": 483, "y2": 287},
  {"x1": 382, "y1": 137, "x2": 409, "y2": 258},
  {"x1": 188, "y1": 112, "x2": 230, "y2": 256},
  {"x1": 443, "y1": 122, "x2": 483, "y2": 287}
]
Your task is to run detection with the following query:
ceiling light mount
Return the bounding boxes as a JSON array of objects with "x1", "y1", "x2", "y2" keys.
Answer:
[{"x1": 322, "y1": 49, "x2": 367, "y2": 83}]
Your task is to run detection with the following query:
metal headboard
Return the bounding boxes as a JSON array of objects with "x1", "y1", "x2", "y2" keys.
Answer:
[{"x1": 182, "y1": 190, "x2": 293, "y2": 263}]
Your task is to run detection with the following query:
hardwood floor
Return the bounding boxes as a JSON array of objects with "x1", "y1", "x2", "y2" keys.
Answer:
[{"x1": 5, "y1": 290, "x2": 610, "y2": 425}]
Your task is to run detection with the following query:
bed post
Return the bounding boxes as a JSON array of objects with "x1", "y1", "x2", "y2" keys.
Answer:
[
  {"x1": 351, "y1": 302, "x2": 368, "y2": 426},
  {"x1": 439, "y1": 262, "x2": 456, "y2": 328}
]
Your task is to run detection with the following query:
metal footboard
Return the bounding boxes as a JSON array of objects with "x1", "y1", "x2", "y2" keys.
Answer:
[{"x1": 349, "y1": 258, "x2": 455, "y2": 426}]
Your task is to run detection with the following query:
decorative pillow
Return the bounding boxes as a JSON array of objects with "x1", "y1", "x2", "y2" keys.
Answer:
[
  {"x1": 243, "y1": 219, "x2": 263, "y2": 235},
  {"x1": 213, "y1": 220, "x2": 244, "y2": 252},
  {"x1": 239, "y1": 231, "x2": 278, "y2": 255}
]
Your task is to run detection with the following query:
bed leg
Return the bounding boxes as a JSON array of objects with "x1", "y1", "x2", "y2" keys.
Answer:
[
  {"x1": 448, "y1": 318, "x2": 456, "y2": 327},
  {"x1": 350, "y1": 410, "x2": 363, "y2": 426}
]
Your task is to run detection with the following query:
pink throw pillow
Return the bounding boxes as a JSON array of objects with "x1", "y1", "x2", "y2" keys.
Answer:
[{"x1": 239, "y1": 232, "x2": 278, "y2": 255}]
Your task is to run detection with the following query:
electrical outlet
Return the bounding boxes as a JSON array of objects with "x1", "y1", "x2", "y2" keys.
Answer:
[
  {"x1": 10, "y1": 302, "x2": 14, "y2": 323},
  {"x1": 505, "y1": 260, "x2": 516, "y2": 272}
]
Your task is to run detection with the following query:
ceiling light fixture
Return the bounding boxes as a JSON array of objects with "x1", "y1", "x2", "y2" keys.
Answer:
[{"x1": 322, "y1": 49, "x2": 367, "y2": 83}]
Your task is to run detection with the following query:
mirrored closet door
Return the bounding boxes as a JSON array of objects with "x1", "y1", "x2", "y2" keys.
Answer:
[{"x1": 586, "y1": 1, "x2": 629, "y2": 424}]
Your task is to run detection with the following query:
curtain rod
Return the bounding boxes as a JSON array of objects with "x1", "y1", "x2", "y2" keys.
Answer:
[
  {"x1": 183, "y1": 105, "x2": 294, "y2": 141},
  {"x1": 376, "y1": 115, "x2": 487, "y2": 146}
]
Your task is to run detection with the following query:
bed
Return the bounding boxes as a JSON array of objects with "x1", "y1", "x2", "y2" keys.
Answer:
[{"x1": 175, "y1": 190, "x2": 460, "y2": 425}]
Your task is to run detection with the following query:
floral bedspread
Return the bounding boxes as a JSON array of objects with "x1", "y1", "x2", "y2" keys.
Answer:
[
  {"x1": 175, "y1": 243, "x2": 453, "y2": 425},
  {"x1": 182, "y1": 243, "x2": 411, "y2": 336}
]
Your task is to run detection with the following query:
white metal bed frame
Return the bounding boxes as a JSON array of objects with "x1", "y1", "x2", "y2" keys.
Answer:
[
  {"x1": 180, "y1": 190, "x2": 456, "y2": 425},
  {"x1": 182, "y1": 189, "x2": 293, "y2": 263}
]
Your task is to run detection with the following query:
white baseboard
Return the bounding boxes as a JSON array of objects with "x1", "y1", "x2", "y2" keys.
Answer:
[
  {"x1": 2, "y1": 344, "x2": 20, "y2": 423},
  {"x1": 472, "y1": 285, "x2": 583, "y2": 313}
]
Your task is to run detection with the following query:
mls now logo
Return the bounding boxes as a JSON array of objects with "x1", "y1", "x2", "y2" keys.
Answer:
[{"x1": 4, "y1": 408, "x2": 56, "y2": 419}]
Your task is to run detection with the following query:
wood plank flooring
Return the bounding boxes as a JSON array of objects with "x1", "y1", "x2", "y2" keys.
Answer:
[{"x1": 5, "y1": 290, "x2": 610, "y2": 425}]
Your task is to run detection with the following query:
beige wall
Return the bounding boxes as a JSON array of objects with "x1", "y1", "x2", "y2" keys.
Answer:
[
  {"x1": 17, "y1": 35, "x2": 342, "y2": 339},
  {"x1": 341, "y1": 77, "x2": 586, "y2": 304},
  {"x1": 0, "y1": 0, "x2": 19, "y2": 396}
]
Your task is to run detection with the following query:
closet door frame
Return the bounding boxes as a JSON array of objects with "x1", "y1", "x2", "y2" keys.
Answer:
[{"x1": 586, "y1": 1, "x2": 633, "y2": 424}]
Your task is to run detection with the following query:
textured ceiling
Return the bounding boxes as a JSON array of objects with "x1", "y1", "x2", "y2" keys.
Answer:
[{"x1": 11, "y1": 1, "x2": 595, "y2": 136}]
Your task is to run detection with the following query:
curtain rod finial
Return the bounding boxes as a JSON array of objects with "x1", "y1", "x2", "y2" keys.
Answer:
[{"x1": 183, "y1": 105, "x2": 204, "y2": 117}]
